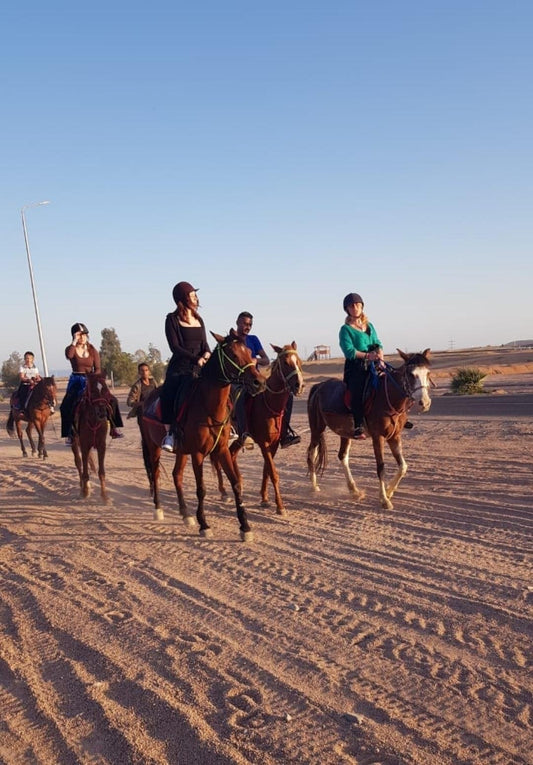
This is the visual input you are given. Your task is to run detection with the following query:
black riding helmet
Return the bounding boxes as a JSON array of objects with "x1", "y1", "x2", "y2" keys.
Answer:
[
  {"x1": 343, "y1": 293, "x2": 364, "y2": 312},
  {"x1": 71, "y1": 322, "x2": 89, "y2": 336}
]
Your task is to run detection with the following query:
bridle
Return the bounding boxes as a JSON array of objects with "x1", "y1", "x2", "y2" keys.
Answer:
[
  {"x1": 266, "y1": 349, "x2": 302, "y2": 394},
  {"x1": 211, "y1": 339, "x2": 256, "y2": 385},
  {"x1": 382, "y1": 357, "x2": 430, "y2": 413},
  {"x1": 83, "y1": 377, "x2": 110, "y2": 418}
]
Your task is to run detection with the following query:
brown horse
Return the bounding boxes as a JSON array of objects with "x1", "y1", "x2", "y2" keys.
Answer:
[
  {"x1": 6, "y1": 377, "x2": 57, "y2": 459},
  {"x1": 140, "y1": 330, "x2": 266, "y2": 540},
  {"x1": 222, "y1": 342, "x2": 304, "y2": 515},
  {"x1": 71, "y1": 373, "x2": 111, "y2": 503},
  {"x1": 307, "y1": 349, "x2": 432, "y2": 509}
]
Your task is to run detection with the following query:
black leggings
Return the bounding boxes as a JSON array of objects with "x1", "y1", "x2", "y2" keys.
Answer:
[{"x1": 344, "y1": 359, "x2": 367, "y2": 428}]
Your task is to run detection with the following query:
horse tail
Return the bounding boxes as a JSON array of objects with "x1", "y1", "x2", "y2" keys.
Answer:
[
  {"x1": 6, "y1": 411, "x2": 15, "y2": 435},
  {"x1": 307, "y1": 383, "x2": 328, "y2": 475}
]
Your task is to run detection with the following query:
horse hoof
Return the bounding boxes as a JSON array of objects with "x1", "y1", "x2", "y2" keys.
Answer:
[
  {"x1": 311, "y1": 485, "x2": 320, "y2": 493},
  {"x1": 153, "y1": 508, "x2": 165, "y2": 521},
  {"x1": 183, "y1": 515, "x2": 196, "y2": 527},
  {"x1": 276, "y1": 508, "x2": 287, "y2": 517},
  {"x1": 381, "y1": 500, "x2": 393, "y2": 510},
  {"x1": 260, "y1": 500, "x2": 270, "y2": 508},
  {"x1": 200, "y1": 527, "x2": 213, "y2": 538},
  {"x1": 240, "y1": 530, "x2": 255, "y2": 543}
]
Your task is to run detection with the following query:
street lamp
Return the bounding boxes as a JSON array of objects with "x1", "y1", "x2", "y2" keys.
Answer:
[{"x1": 21, "y1": 200, "x2": 51, "y2": 376}]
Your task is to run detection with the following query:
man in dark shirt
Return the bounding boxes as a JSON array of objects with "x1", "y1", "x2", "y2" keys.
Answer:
[
  {"x1": 234, "y1": 311, "x2": 300, "y2": 449},
  {"x1": 127, "y1": 363, "x2": 157, "y2": 424}
]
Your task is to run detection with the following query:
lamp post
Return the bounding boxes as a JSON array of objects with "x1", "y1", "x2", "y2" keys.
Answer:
[{"x1": 21, "y1": 201, "x2": 51, "y2": 376}]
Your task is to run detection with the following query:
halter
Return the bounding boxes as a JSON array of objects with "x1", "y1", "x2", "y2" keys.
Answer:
[
  {"x1": 383, "y1": 358, "x2": 430, "y2": 402},
  {"x1": 213, "y1": 339, "x2": 256, "y2": 385},
  {"x1": 266, "y1": 349, "x2": 302, "y2": 394}
]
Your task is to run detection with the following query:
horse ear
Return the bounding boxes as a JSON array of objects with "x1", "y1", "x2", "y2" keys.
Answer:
[
  {"x1": 291, "y1": 341, "x2": 297, "y2": 350},
  {"x1": 423, "y1": 348, "x2": 431, "y2": 358},
  {"x1": 397, "y1": 348, "x2": 409, "y2": 361},
  {"x1": 211, "y1": 331, "x2": 225, "y2": 344},
  {"x1": 271, "y1": 343, "x2": 282, "y2": 354}
]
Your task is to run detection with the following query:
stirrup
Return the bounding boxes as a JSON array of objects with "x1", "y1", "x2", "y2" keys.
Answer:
[{"x1": 280, "y1": 433, "x2": 301, "y2": 449}]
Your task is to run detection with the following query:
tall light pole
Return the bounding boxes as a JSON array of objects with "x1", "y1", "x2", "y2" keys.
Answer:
[{"x1": 21, "y1": 201, "x2": 51, "y2": 376}]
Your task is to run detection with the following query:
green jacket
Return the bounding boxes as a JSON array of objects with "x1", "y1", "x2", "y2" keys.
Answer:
[{"x1": 339, "y1": 322, "x2": 382, "y2": 360}]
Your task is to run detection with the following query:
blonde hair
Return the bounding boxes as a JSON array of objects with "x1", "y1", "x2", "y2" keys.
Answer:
[{"x1": 345, "y1": 311, "x2": 369, "y2": 329}]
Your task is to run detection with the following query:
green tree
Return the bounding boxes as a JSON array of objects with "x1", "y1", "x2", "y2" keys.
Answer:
[
  {"x1": 99, "y1": 328, "x2": 137, "y2": 386},
  {"x1": 1, "y1": 351, "x2": 23, "y2": 392},
  {"x1": 146, "y1": 343, "x2": 165, "y2": 383},
  {"x1": 99, "y1": 327, "x2": 122, "y2": 378},
  {"x1": 132, "y1": 344, "x2": 166, "y2": 384},
  {"x1": 113, "y1": 352, "x2": 138, "y2": 386}
]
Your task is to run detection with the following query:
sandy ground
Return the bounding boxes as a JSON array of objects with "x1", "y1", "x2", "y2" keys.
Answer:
[{"x1": 1, "y1": 349, "x2": 532, "y2": 765}]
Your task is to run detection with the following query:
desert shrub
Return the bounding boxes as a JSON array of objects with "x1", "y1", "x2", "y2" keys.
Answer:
[{"x1": 450, "y1": 368, "x2": 486, "y2": 395}]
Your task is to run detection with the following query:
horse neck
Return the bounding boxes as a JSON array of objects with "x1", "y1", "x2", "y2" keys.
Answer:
[
  {"x1": 198, "y1": 377, "x2": 231, "y2": 419},
  {"x1": 28, "y1": 380, "x2": 54, "y2": 410},
  {"x1": 380, "y1": 366, "x2": 410, "y2": 410},
  {"x1": 264, "y1": 364, "x2": 290, "y2": 413}
]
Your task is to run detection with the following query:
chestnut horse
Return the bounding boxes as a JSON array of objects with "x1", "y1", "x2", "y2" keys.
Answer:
[
  {"x1": 6, "y1": 377, "x2": 57, "y2": 459},
  {"x1": 307, "y1": 349, "x2": 432, "y2": 509},
  {"x1": 71, "y1": 373, "x2": 111, "y2": 503},
  {"x1": 140, "y1": 330, "x2": 266, "y2": 540},
  {"x1": 222, "y1": 342, "x2": 304, "y2": 515}
]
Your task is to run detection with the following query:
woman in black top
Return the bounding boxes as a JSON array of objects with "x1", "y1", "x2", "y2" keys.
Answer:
[{"x1": 161, "y1": 281, "x2": 211, "y2": 450}]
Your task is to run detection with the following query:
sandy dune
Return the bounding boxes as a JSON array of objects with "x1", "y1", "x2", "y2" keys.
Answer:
[{"x1": 1, "y1": 350, "x2": 532, "y2": 764}]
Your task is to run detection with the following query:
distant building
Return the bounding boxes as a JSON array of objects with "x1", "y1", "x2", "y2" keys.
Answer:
[{"x1": 309, "y1": 345, "x2": 330, "y2": 361}]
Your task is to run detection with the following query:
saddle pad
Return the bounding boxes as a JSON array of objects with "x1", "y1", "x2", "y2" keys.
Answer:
[{"x1": 143, "y1": 395, "x2": 163, "y2": 422}]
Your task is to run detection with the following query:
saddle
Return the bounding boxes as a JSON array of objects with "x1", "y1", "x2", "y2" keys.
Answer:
[
  {"x1": 143, "y1": 378, "x2": 197, "y2": 427},
  {"x1": 322, "y1": 374, "x2": 379, "y2": 416}
]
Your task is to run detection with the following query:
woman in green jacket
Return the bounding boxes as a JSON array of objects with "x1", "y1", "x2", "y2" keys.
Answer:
[{"x1": 339, "y1": 293, "x2": 384, "y2": 440}]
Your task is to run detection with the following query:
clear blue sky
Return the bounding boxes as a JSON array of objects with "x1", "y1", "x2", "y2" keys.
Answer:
[{"x1": 2, "y1": 1, "x2": 531, "y2": 373}]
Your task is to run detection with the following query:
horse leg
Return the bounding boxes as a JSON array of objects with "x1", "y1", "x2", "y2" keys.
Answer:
[
  {"x1": 371, "y1": 434, "x2": 393, "y2": 510},
  {"x1": 26, "y1": 423, "x2": 37, "y2": 456},
  {"x1": 71, "y1": 437, "x2": 83, "y2": 490},
  {"x1": 210, "y1": 453, "x2": 229, "y2": 503},
  {"x1": 81, "y1": 445, "x2": 91, "y2": 499},
  {"x1": 172, "y1": 452, "x2": 194, "y2": 526},
  {"x1": 229, "y1": 441, "x2": 243, "y2": 494},
  {"x1": 259, "y1": 445, "x2": 285, "y2": 516},
  {"x1": 15, "y1": 421, "x2": 28, "y2": 457},
  {"x1": 338, "y1": 437, "x2": 365, "y2": 500},
  {"x1": 96, "y1": 441, "x2": 108, "y2": 504},
  {"x1": 218, "y1": 448, "x2": 253, "y2": 542},
  {"x1": 306, "y1": 427, "x2": 328, "y2": 493},
  {"x1": 189, "y1": 453, "x2": 211, "y2": 537},
  {"x1": 34, "y1": 418, "x2": 46, "y2": 460},
  {"x1": 385, "y1": 435, "x2": 407, "y2": 504}
]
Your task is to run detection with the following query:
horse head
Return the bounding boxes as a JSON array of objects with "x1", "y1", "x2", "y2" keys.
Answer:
[
  {"x1": 397, "y1": 348, "x2": 432, "y2": 413},
  {"x1": 83, "y1": 373, "x2": 111, "y2": 418},
  {"x1": 42, "y1": 376, "x2": 57, "y2": 410},
  {"x1": 270, "y1": 342, "x2": 305, "y2": 396},
  {"x1": 210, "y1": 330, "x2": 266, "y2": 395}
]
